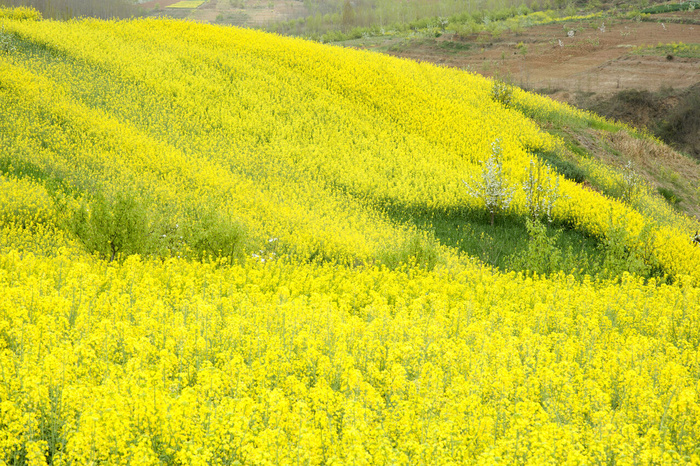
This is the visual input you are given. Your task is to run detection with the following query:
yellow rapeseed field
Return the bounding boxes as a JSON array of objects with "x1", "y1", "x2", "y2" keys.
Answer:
[{"x1": 2, "y1": 9, "x2": 700, "y2": 465}]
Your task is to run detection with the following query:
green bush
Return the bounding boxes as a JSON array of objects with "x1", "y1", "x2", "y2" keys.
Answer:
[
  {"x1": 69, "y1": 192, "x2": 150, "y2": 261},
  {"x1": 508, "y1": 219, "x2": 578, "y2": 276},
  {"x1": 598, "y1": 221, "x2": 664, "y2": 280},
  {"x1": 184, "y1": 208, "x2": 247, "y2": 263},
  {"x1": 67, "y1": 193, "x2": 248, "y2": 263},
  {"x1": 0, "y1": 27, "x2": 16, "y2": 54},
  {"x1": 491, "y1": 81, "x2": 513, "y2": 108}
]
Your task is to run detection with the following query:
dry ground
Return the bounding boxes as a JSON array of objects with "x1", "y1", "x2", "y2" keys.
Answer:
[{"x1": 379, "y1": 14, "x2": 700, "y2": 101}]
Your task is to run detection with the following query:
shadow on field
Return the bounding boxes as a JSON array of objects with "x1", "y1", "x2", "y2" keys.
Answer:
[{"x1": 373, "y1": 198, "x2": 606, "y2": 276}]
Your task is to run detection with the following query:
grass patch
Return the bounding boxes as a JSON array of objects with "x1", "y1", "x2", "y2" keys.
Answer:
[
  {"x1": 166, "y1": 1, "x2": 205, "y2": 8},
  {"x1": 587, "y1": 118, "x2": 622, "y2": 132},
  {"x1": 535, "y1": 149, "x2": 588, "y2": 183},
  {"x1": 657, "y1": 186, "x2": 682, "y2": 206},
  {"x1": 633, "y1": 42, "x2": 700, "y2": 59},
  {"x1": 641, "y1": 2, "x2": 700, "y2": 14}
]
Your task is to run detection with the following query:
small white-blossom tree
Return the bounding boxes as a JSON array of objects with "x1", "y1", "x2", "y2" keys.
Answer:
[
  {"x1": 523, "y1": 158, "x2": 560, "y2": 223},
  {"x1": 464, "y1": 139, "x2": 516, "y2": 226},
  {"x1": 619, "y1": 160, "x2": 642, "y2": 204}
]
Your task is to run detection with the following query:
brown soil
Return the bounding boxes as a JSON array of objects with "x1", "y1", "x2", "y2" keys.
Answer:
[{"x1": 381, "y1": 15, "x2": 700, "y2": 99}]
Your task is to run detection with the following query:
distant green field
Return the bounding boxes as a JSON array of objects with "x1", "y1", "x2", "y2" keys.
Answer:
[
  {"x1": 166, "y1": 0, "x2": 205, "y2": 8},
  {"x1": 641, "y1": 1, "x2": 699, "y2": 14}
]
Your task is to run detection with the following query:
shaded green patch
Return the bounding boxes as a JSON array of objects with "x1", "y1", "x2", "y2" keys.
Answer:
[
  {"x1": 535, "y1": 149, "x2": 588, "y2": 183},
  {"x1": 657, "y1": 186, "x2": 682, "y2": 206},
  {"x1": 0, "y1": 155, "x2": 81, "y2": 197},
  {"x1": 641, "y1": 2, "x2": 699, "y2": 14},
  {"x1": 378, "y1": 201, "x2": 605, "y2": 278}
]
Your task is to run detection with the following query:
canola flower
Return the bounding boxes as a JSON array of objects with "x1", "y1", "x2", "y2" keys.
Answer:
[
  {"x1": 2, "y1": 230, "x2": 700, "y2": 464},
  {"x1": 1, "y1": 9, "x2": 700, "y2": 464}
]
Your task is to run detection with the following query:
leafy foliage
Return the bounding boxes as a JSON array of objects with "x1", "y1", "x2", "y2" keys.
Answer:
[
  {"x1": 491, "y1": 80, "x2": 513, "y2": 108},
  {"x1": 523, "y1": 158, "x2": 560, "y2": 223},
  {"x1": 0, "y1": 26, "x2": 15, "y2": 53},
  {"x1": 463, "y1": 139, "x2": 516, "y2": 226},
  {"x1": 68, "y1": 192, "x2": 150, "y2": 261}
]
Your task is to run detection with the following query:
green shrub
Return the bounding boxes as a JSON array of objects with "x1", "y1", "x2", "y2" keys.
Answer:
[
  {"x1": 184, "y1": 208, "x2": 247, "y2": 263},
  {"x1": 508, "y1": 218, "x2": 578, "y2": 276},
  {"x1": 599, "y1": 224, "x2": 643, "y2": 278},
  {"x1": 598, "y1": 221, "x2": 664, "y2": 280},
  {"x1": 0, "y1": 27, "x2": 16, "y2": 54},
  {"x1": 67, "y1": 193, "x2": 248, "y2": 263},
  {"x1": 491, "y1": 81, "x2": 513, "y2": 108},
  {"x1": 69, "y1": 192, "x2": 150, "y2": 261}
]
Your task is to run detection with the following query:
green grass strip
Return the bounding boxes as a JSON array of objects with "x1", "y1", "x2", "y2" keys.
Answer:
[{"x1": 166, "y1": 1, "x2": 205, "y2": 9}]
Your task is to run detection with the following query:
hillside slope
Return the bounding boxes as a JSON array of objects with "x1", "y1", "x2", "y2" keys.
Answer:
[
  {"x1": 2, "y1": 11, "x2": 700, "y2": 465},
  {"x1": 1, "y1": 12, "x2": 699, "y2": 277}
]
